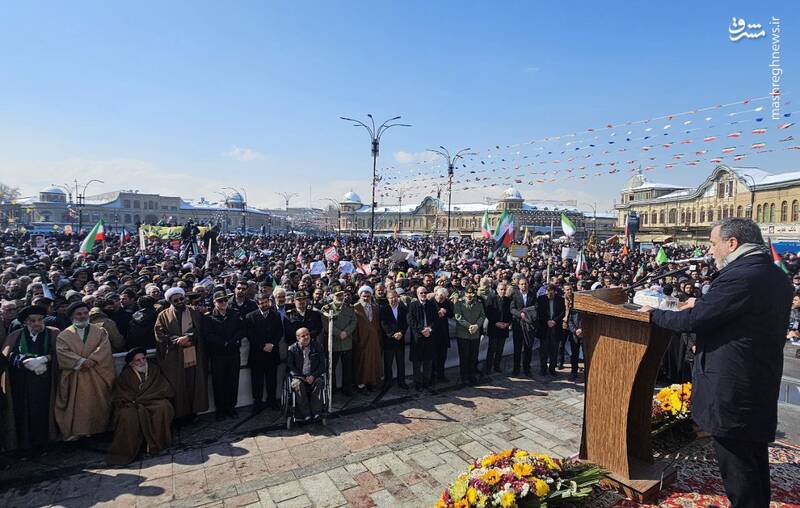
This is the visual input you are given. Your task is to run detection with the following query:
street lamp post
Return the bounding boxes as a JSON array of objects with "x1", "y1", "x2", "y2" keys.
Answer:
[
  {"x1": 340, "y1": 114, "x2": 411, "y2": 238},
  {"x1": 427, "y1": 146, "x2": 475, "y2": 238},
  {"x1": 580, "y1": 201, "x2": 597, "y2": 236},
  {"x1": 72, "y1": 179, "x2": 104, "y2": 233},
  {"x1": 276, "y1": 192, "x2": 298, "y2": 234},
  {"x1": 318, "y1": 198, "x2": 341, "y2": 236}
]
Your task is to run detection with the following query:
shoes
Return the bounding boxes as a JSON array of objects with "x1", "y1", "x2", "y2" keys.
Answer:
[
  {"x1": 548, "y1": 369, "x2": 557, "y2": 377},
  {"x1": 512, "y1": 369, "x2": 520, "y2": 376},
  {"x1": 342, "y1": 389, "x2": 354, "y2": 397},
  {"x1": 398, "y1": 383, "x2": 410, "y2": 390},
  {"x1": 437, "y1": 375, "x2": 449, "y2": 383},
  {"x1": 468, "y1": 377, "x2": 478, "y2": 386},
  {"x1": 539, "y1": 369, "x2": 547, "y2": 376},
  {"x1": 493, "y1": 365, "x2": 502, "y2": 373},
  {"x1": 570, "y1": 372, "x2": 578, "y2": 381},
  {"x1": 215, "y1": 413, "x2": 226, "y2": 422},
  {"x1": 251, "y1": 404, "x2": 263, "y2": 415},
  {"x1": 524, "y1": 370, "x2": 533, "y2": 378},
  {"x1": 266, "y1": 400, "x2": 281, "y2": 410},
  {"x1": 228, "y1": 409, "x2": 239, "y2": 419}
]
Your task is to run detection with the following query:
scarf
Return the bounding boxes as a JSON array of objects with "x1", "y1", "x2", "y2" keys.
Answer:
[
  {"x1": 720, "y1": 243, "x2": 768, "y2": 270},
  {"x1": 18, "y1": 326, "x2": 49, "y2": 357}
]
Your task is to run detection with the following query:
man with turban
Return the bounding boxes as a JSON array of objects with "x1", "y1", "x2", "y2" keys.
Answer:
[
  {"x1": 352, "y1": 285, "x2": 383, "y2": 391},
  {"x1": 154, "y1": 287, "x2": 208, "y2": 422},
  {"x1": 54, "y1": 301, "x2": 116, "y2": 441},
  {"x1": 106, "y1": 347, "x2": 175, "y2": 465}
]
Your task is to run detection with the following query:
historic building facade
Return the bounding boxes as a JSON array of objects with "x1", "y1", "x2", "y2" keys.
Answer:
[
  {"x1": 337, "y1": 187, "x2": 590, "y2": 239},
  {"x1": 6, "y1": 188, "x2": 281, "y2": 233},
  {"x1": 615, "y1": 164, "x2": 800, "y2": 242}
]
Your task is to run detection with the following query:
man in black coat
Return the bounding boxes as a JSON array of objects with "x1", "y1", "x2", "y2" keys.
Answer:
[
  {"x1": 245, "y1": 293, "x2": 283, "y2": 412},
  {"x1": 286, "y1": 292, "x2": 323, "y2": 345},
  {"x1": 510, "y1": 276, "x2": 538, "y2": 376},
  {"x1": 287, "y1": 327, "x2": 326, "y2": 420},
  {"x1": 536, "y1": 284, "x2": 565, "y2": 377},
  {"x1": 642, "y1": 218, "x2": 792, "y2": 508},
  {"x1": 430, "y1": 288, "x2": 454, "y2": 383},
  {"x1": 485, "y1": 281, "x2": 513, "y2": 373},
  {"x1": 380, "y1": 290, "x2": 408, "y2": 390},
  {"x1": 407, "y1": 286, "x2": 438, "y2": 391},
  {"x1": 203, "y1": 291, "x2": 244, "y2": 420}
]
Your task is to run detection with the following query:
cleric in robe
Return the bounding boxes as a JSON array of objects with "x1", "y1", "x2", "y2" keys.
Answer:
[
  {"x1": 106, "y1": 347, "x2": 175, "y2": 465},
  {"x1": 154, "y1": 287, "x2": 208, "y2": 421},
  {"x1": 54, "y1": 301, "x2": 116, "y2": 441},
  {"x1": 1, "y1": 306, "x2": 61, "y2": 452}
]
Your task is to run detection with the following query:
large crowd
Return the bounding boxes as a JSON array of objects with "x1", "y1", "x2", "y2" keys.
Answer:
[{"x1": 1, "y1": 226, "x2": 797, "y2": 466}]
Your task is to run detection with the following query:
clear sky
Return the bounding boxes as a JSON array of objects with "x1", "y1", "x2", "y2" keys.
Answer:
[{"x1": 0, "y1": 1, "x2": 797, "y2": 212}]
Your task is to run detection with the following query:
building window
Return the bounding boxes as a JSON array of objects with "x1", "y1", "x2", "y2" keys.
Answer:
[
  {"x1": 691, "y1": 209, "x2": 696, "y2": 223},
  {"x1": 642, "y1": 214, "x2": 648, "y2": 225},
  {"x1": 756, "y1": 204, "x2": 762, "y2": 222},
  {"x1": 699, "y1": 208, "x2": 705, "y2": 223},
  {"x1": 124, "y1": 214, "x2": 131, "y2": 224},
  {"x1": 722, "y1": 207, "x2": 728, "y2": 219},
  {"x1": 769, "y1": 203, "x2": 776, "y2": 222},
  {"x1": 717, "y1": 182, "x2": 725, "y2": 198},
  {"x1": 726, "y1": 181, "x2": 733, "y2": 197},
  {"x1": 736, "y1": 205, "x2": 743, "y2": 217},
  {"x1": 793, "y1": 200, "x2": 799, "y2": 222},
  {"x1": 659, "y1": 210, "x2": 665, "y2": 223},
  {"x1": 133, "y1": 201, "x2": 140, "y2": 209},
  {"x1": 123, "y1": 199, "x2": 131, "y2": 208},
  {"x1": 708, "y1": 208, "x2": 714, "y2": 222},
  {"x1": 781, "y1": 201, "x2": 788, "y2": 222}
]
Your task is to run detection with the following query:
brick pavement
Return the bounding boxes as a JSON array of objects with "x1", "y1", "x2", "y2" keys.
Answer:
[{"x1": 1, "y1": 369, "x2": 586, "y2": 508}]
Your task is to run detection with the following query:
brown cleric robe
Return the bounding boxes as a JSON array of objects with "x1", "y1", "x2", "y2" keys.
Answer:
[
  {"x1": 54, "y1": 324, "x2": 115, "y2": 440},
  {"x1": 106, "y1": 361, "x2": 175, "y2": 465},
  {"x1": 353, "y1": 302, "x2": 384, "y2": 388},
  {"x1": 154, "y1": 305, "x2": 208, "y2": 419},
  {"x1": 1, "y1": 326, "x2": 61, "y2": 451}
]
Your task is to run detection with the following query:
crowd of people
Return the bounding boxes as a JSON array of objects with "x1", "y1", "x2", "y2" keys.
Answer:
[{"x1": 0, "y1": 224, "x2": 797, "y2": 466}]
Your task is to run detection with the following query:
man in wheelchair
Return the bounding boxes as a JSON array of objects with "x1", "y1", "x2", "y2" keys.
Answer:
[{"x1": 286, "y1": 327, "x2": 326, "y2": 420}]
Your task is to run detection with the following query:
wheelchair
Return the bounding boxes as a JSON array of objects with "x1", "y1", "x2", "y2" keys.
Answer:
[{"x1": 280, "y1": 372, "x2": 329, "y2": 429}]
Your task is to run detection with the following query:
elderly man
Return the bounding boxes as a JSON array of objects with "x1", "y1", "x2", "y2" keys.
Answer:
[
  {"x1": 537, "y1": 284, "x2": 565, "y2": 377},
  {"x1": 1, "y1": 306, "x2": 60, "y2": 452},
  {"x1": 431, "y1": 287, "x2": 453, "y2": 383},
  {"x1": 89, "y1": 297, "x2": 126, "y2": 353},
  {"x1": 353, "y1": 285, "x2": 383, "y2": 392},
  {"x1": 287, "y1": 291, "x2": 324, "y2": 344},
  {"x1": 287, "y1": 327, "x2": 326, "y2": 420},
  {"x1": 54, "y1": 301, "x2": 115, "y2": 441},
  {"x1": 245, "y1": 293, "x2": 283, "y2": 413},
  {"x1": 407, "y1": 286, "x2": 438, "y2": 391},
  {"x1": 204, "y1": 291, "x2": 243, "y2": 420},
  {"x1": 510, "y1": 276, "x2": 538, "y2": 377},
  {"x1": 485, "y1": 281, "x2": 513, "y2": 374},
  {"x1": 154, "y1": 287, "x2": 208, "y2": 422},
  {"x1": 106, "y1": 348, "x2": 175, "y2": 465},
  {"x1": 454, "y1": 286, "x2": 485, "y2": 386},
  {"x1": 321, "y1": 288, "x2": 357, "y2": 396}
]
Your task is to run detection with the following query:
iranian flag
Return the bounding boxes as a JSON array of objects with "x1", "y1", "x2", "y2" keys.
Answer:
[
  {"x1": 574, "y1": 249, "x2": 587, "y2": 276},
  {"x1": 324, "y1": 245, "x2": 340, "y2": 262},
  {"x1": 234, "y1": 247, "x2": 248, "y2": 261},
  {"x1": 769, "y1": 239, "x2": 790, "y2": 274},
  {"x1": 480, "y1": 210, "x2": 491, "y2": 239},
  {"x1": 492, "y1": 210, "x2": 514, "y2": 251},
  {"x1": 561, "y1": 213, "x2": 576, "y2": 238},
  {"x1": 120, "y1": 227, "x2": 131, "y2": 246},
  {"x1": 79, "y1": 220, "x2": 105, "y2": 256}
]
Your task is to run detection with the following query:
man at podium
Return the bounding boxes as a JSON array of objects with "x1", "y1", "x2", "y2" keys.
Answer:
[{"x1": 640, "y1": 218, "x2": 791, "y2": 508}]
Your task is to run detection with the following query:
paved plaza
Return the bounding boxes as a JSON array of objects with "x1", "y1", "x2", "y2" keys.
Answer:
[{"x1": 1, "y1": 365, "x2": 585, "y2": 508}]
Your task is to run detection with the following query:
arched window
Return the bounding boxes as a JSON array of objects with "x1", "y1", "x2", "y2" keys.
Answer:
[
  {"x1": 691, "y1": 209, "x2": 696, "y2": 223},
  {"x1": 717, "y1": 207, "x2": 722, "y2": 221},
  {"x1": 708, "y1": 208, "x2": 714, "y2": 222},
  {"x1": 792, "y1": 200, "x2": 799, "y2": 222},
  {"x1": 651, "y1": 211, "x2": 657, "y2": 224},
  {"x1": 781, "y1": 201, "x2": 788, "y2": 222},
  {"x1": 659, "y1": 210, "x2": 665, "y2": 224},
  {"x1": 668, "y1": 209, "x2": 677, "y2": 223},
  {"x1": 756, "y1": 204, "x2": 762, "y2": 222},
  {"x1": 769, "y1": 203, "x2": 776, "y2": 222},
  {"x1": 736, "y1": 205, "x2": 743, "y2": 217},
  {"x1": 642, "y1": 213, "x2": 648, "y2": 225},
  {"x1": 680, "y1": 209, "x2": 686, "y2": 224},
  {"x1": 699, "y1": 207, "x2": 705, "y2": 223}
]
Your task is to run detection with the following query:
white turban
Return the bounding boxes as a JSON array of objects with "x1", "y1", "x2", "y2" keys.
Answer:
[
  {"x1": 358, "y1": 285, "x2": 374, "y2": 295},
  {"x1": 164, "y1": 287, "x2": 185, "y2": 301}
]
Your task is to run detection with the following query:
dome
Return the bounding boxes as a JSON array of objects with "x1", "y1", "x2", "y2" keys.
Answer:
[
  {"x1": 623, "y1": 171, "x2": 646, "y2": 190},
  {"x1": 41, "y1": 186, "x2": 66, "y2": 194},
  {"x1": 226, "y1": 192, "x2": 244, "y2": 204},
  {"x1": 342, "y1": 191, "x2": 362, "y2": 204},
  {"x1": 501, "y1": 187, "x2": 523, "y2": 200}
]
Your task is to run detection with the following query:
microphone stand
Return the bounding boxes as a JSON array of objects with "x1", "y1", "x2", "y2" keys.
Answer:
[{"x1": 622, "y1": 266, "x2": 690, "y2": 304}]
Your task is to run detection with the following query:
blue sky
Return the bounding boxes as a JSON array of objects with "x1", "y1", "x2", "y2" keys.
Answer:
[{"x1": 0, "y1": 1, "x2": 797, "y2": 211}]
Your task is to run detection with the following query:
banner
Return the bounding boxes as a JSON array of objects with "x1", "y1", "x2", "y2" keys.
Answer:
[
  {"x1": 338, "y1": 260, "x2": 355, "y2": 273},
  {"x1": 309, "y1": 261, "x2": 326, "y2": 275},
  {"x1": 140, "y1": 225, "x2": 209, "y2": 240},
  {"x1": 561, "y1": 247, "x2": 578, "y2": 260}
]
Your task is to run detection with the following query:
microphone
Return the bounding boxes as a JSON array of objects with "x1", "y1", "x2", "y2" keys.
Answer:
[{"x1": 669, "y1": 255, "x2": 712, "y2": 264}]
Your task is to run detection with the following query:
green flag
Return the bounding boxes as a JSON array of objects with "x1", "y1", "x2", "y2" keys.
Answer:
[
  {"x1": 692, "y1": 247, "x2": 703, "y2": 257},
  {"x1": 79, "y1": 220, "x2": 105, "y2": 257},
  {"x1": 560, "y1": 213, "x2": 576, "y2": 238},
  {"x1": 655, "y1": 246, "x2": 669, "y2": 265}
]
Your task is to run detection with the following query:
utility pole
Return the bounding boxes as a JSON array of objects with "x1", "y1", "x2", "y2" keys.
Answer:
[
  {"x1": 427, "y1": 146, "x2": 475, "y2": 238},
  {"x1": 340, "y1": 114, "x2": 411, "y2": 238},
  {"x1": 73, "y1": 179, "x2": 104, "y2": 233}
]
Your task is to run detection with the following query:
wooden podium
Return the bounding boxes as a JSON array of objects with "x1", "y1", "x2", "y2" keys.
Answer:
[{"x1": 573, "y1": 287, "x2": 676, "y2": 502}]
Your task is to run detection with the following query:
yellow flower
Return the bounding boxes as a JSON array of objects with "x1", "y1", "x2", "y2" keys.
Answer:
[
  {"x1": 513, "y1": 450, "x2": 528, "y2": 459},
  {"x1": 454, "y1": 500, "x2": 469, "y2": 508},
  {"x1": 497, "y1": 449, "x2": 513, "y2": 459},
  {"x1": 499, "y1": 491, "x2": 517, "y2": 508},
  {"x1": 512, "y1": 462, "x2": 533, "y2": 477},
  {"x1": 533, "y1": 453, "x2": 559, "y2": 471},
  {"x1": 482, "y1": 469, "x2": 501, "y2": 485},
  {"x1": 480, "y1": 454, "x2": 497, "y2": 468},
  {"x1": 534, "y1": 478, "x2": 550, "y2": 497},
  {"x1": 435, "y1": 498, "x2": 447, "y2": 508},
  {"x1": 467, "y1": 487, "x2": 478, "y2": 505}
]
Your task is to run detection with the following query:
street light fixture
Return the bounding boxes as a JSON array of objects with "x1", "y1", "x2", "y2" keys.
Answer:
[
  {"x1": 71, "y1": 179, "x2": 104, "y2": 233},
  {"x1": 580, "y1": 201, "x2": 598, "y2": 236},
  {"x1": 340, "y1": 114, "x2": 411, "y2": 238},
  {"x1": 426, "y1": 146, "x2": 475, "y2": 238},
  {"x1": 318, "y1": 197, "x2": 341, "y2": 236},
  {"x1": 276, "y1": 192, "x2": 298, "y2": 234}
]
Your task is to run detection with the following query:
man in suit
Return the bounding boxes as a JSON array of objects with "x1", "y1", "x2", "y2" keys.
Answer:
[
  {"x1": 485, "y1": 281, "x2": 513, "y2": 373},
  {"x1": 287, "y1": 327, "x2": 326, "y2": 420},
  {"x1": 245, "y1": 293, "x2": 283, "y2": 413},
  {"x1": 380, "y1": 289, "x2": 408, "y2": 390},
  {"x1": 286, "y1": 292, "x2": 324, "y2": 344},
  {"x1": 510, "y1": 276, "x2": 538, "y2": 376},
  {"x1": 407, "y1": 286, "x2": 438, "y2": 391},
  {"x1": 536, "y1": 284, "x2": 565, "y2": 377},
  {"x1": 642, "y1": 218, "x2": 792, "y2": 507}
]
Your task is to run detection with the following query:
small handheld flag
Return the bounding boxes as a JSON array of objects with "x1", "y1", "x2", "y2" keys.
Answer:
[
  {"x1": 561, "y1": 213, "x2": 576, "y2": 238},
  {"x1": 79, "y1": 220, "x2": 105, "y2": 256}
]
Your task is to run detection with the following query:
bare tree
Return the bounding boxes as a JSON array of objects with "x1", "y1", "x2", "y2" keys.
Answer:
[{"x1": 0, "y1": 183, "x2": 20, "y2": 203}]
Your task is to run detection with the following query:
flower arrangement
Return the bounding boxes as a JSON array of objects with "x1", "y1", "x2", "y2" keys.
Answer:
[
  {"x1": 651, "y1": 383, "x2": 692, "y2": 435},
  {"x1": 435, "y1": 449, "x2": 603, "y2": 507}
]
